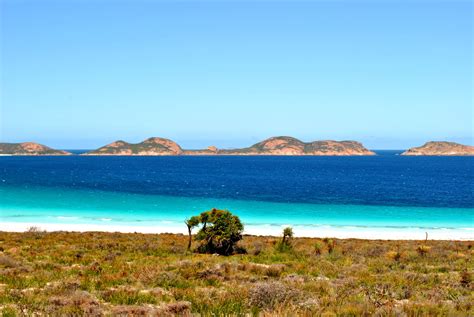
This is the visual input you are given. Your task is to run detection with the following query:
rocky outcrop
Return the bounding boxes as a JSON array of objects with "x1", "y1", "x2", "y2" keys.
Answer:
[
  {"x1": 182, "y1": 146, "x2": 219, "y2": 155},
  {"x1": 219, "y1": 137, "x2": 375, "y2": 156},
  {"x1": 402, "y1": 141, "x2": 474, "y2": 156},
  {"x1": 84, "y1": 137, "x2": 183, "y2": 155},
  {"x1": 0, "y1": 142, "x2": 71, "y2": 155},
  {"x1": 85, "y1": 136, "x2": 375, "y2": 156},
  {"x1": 2, "y1": 137, "x2": 376, "y2": 156}
]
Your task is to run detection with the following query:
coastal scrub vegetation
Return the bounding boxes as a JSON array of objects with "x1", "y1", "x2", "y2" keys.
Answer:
[
  {"x1": 187, "y1": 209, "x2": 244, "y2": 256},
  {"x1": 0, "y1": 231, "x2": 472, "y2": 316},
  {"x1": 275, "y1": 227, "x2": 294, "y2": 252}
]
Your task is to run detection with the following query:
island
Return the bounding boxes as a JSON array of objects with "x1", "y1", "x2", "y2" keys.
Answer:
[
  {"x1": 401, "y1": 141, "x2": 474, "y2": 156},
  {"x1": 84, "y1": 136, "x2": 376, "y2": 156},
  {"x1": 83, "y1": 137, "x2": 183, "y2": 155},
  {"x1": 0, "y1": 142, "x2": 71, "y2": 155},
  {"x1": 217, "y1": 136, "x2": 375, "y2": 156}
]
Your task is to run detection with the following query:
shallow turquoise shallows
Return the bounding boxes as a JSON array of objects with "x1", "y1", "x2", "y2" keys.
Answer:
[{"x1": 1, "y1": 185, "x2": 472, "y2": 230}]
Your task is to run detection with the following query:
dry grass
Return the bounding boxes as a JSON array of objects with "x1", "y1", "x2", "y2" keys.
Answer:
[{"x1": 0, "y1": 231, "x2": 472, "y2": 316}]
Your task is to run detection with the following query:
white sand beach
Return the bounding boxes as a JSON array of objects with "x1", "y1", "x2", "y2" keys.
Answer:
[{"x1": 1, "y1": 222, "x2": 472, "y2": 241}]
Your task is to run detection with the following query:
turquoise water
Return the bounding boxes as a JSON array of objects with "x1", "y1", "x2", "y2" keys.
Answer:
[
  {"x1": 1, "y1": 155, "x2": 472, "y2": 238},
  {"x1": 1, "y1": 185, "x2": 472, "y2": 231}
]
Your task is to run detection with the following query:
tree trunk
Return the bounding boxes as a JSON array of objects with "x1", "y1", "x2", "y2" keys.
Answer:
[{"x1": 187, "y1": 226, "x2": 192, "y2": 251}]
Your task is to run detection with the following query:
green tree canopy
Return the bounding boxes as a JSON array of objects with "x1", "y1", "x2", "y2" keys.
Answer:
[
  {"x1": 189, "y1": 208, "x2": 244, "y2": 255},
  {"x1": 185, "y1": 216, "x2": 201, "y2": 251}
]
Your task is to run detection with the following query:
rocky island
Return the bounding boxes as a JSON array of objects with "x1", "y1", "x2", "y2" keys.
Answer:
[
  {"x1": 84, "y1": 137, "x2": 183, "y2": 155},
  {"x1": 218, "y1": 136, "x2": 375, "y2": 156},
  {"x1": 8, "y1": 139, "x2": 473, "y2": 156},
  {"x1": 401, "y1": 141, "x2": 474, "y2": 156},
  {"x1": 0, "y1": 142, "x2": 71, "y2": 155},
  {"x1": 84, "y1": 136, "x2": 375, "y2": 156}
]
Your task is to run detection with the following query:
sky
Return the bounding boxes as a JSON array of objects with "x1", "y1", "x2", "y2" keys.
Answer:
[{"x1": 0, "y1": 0, "x2": 472, "y2": 150}]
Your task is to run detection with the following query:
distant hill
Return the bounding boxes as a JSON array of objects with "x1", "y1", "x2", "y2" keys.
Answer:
[
  {"x1": 6, "y1": 139, "x2": 474, "y2": 157},
  {"x1": 218, "y1": 136, "x2": 375, "y2": 156},
  {"x1": 0, "y1": 142, "x2": 71, "y2": 155},
  {"x1": 85, "y1": 136, "x2": 375, "y2": 156},
  {"x1": 401, "y1": 141, "x2": 474, "y2": 156},
  {"x1": 84, "y1": 137, "x2": 183, "y2": 155}
]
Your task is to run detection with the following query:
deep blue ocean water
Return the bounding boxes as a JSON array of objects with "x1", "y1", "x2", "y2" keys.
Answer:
[{"x1": 1, "y1": 152, "x2": 473, "y2": 237}]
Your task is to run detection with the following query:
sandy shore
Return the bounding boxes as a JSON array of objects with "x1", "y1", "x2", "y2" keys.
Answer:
[{"x1": 0, "y1": 222, "x2": 472, "y2": 240}]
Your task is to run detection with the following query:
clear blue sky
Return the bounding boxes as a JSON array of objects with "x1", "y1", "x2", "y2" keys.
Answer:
[{"x1": 1, "y1": 0, "x2": 472, "y2": 149}]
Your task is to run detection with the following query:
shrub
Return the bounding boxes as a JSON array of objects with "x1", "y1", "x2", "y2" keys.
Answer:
[
  {"x1": 275, "y1": 242, "x2": 292, "y2": 253},
  {"x1": 416, "y1": 245, "x2": 431, "y2": 257},
  {"x1": 275, "y1": 227, "x2": 294, "y2": 252},
  {"x1": 323, "y1": 238, "x2": 336, "y2": 254},
  {"x1": 0, "y1": 255, "x2": 19, "y2": 268},
  {"x1": 416, "y1": 232, "x2": 431, "y2": 257},
  {"x1": 251, "y1": 241, "x2": 264, "y2": 256},
  {"x1": 265, "y1": 264, "x2": 285, "y2": 277},
  {"x1": 49, "y1": 290, "x2": 101, "y2": 316},
  {"x1": 385, "y1": 251, "x2": 401, "y2": 262},
  {"x1": 233, "y1": 245, "x2": 247, "y2": 254},
  {"x1": 460, "y1": 270, "x2": 471, "y2": 288},
  {"x1": 26, "y1": 226, "x2": 46, "y2": 239},
  {"x1": 26, "y1": 226, "x2": 42, "y2": 233},
  {"x1": 282, "y1": 227, "x2": 293, "y2": 246},
  {"x1": 162, "y1": 301, "x2": 192, "y2": 315},
  {"x1": 248, "y1": 282, "x2": 300, "y2": 309},
  {"x1": 191, "y1": 209, "x2": 244, "y2": 256},
  {"x1": 314, "y1": 242, "x2": 324, "y2": 255},
  {"x1": 112, "y1": 305, "x2": 151, "y2": 316}
]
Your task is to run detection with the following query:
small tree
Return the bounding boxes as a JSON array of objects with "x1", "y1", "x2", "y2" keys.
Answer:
[
  {"x1": 188, "y1": 208, "x2": 244, "y2": 256},
  {"x1": 184, "y1": 216, "x2": 200, "y2": 251},
  {"x1": 314, "y1": 241, "x2": 324, "y2": 255},
  {"x1": 323, "y1": 238, "x2": 336, "y2": 254},
  {"x1": 276, "y1": 227, "x2": 294, "y2": 252},
  {"x1": 282, "y1": 227, "x2": 293, "y2": 246}
]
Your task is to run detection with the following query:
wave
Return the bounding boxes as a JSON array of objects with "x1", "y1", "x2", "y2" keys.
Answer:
[{"x1": 55, "y1": 216, "x2": 79, "y2": 220}]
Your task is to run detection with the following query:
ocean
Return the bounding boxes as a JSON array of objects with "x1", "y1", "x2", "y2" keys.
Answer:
[{"x1": 1, "y1": 151, "x2": 473, "y2": 239}]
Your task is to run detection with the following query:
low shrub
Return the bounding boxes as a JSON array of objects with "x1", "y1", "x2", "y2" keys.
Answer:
[
  {"x1": 323, "y1": 238, "x2": 336, "y2": 254},
  {"x1": 460, "y1": 270, "x2": 471, "y2": 288},
  {"x1": 314, "y1": 242, "x2": 324, "y2": 255},
  {"x1": 248, "y1": 282, "x2": 301, "y2": 309},
  {"x1": 385, "y1": 250, "x2": 402, "y2": 262},
  {"x1": 416, "y1": 245, "x2": 431, "y2": 257},
  {"x1": 0, "y1": 255, "x2": 19, "y2": 268}
]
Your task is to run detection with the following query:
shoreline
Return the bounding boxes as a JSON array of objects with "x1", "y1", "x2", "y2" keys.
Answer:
[{"x1": 1, "y1": 222, "x2": 472, "y2": 240}]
